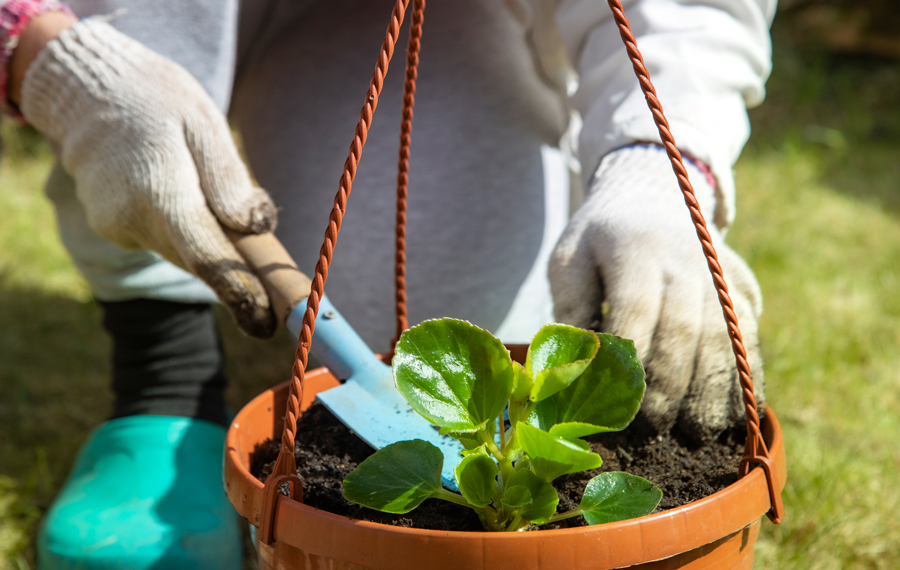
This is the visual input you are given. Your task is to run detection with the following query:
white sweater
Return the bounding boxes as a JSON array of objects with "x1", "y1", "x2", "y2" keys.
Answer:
[{"x1": 7, "y1": 0, "x2": 775, "y2": 348}]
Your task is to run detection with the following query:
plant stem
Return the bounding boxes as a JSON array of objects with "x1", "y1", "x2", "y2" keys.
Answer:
[
  {"x1": 498, "y1": 413, "x2": 506, "y2": 452},
  {"x1": 434, "y1": 489, "x2": 474, "y2": 509},
  {"x1": 522, "y1": 401, "x2": 536, "y2": 420},
  {"x1": 502, "y1": 428, "x2": 521, "y2": 463},
  {"x1": 505, "y1": 514, "x2": 524, "y2": 532},
  {"x1": 479, "y1": 431, "x2": 505, "y2": 462},
  {"x1": 509, "y1": 401, "x2": 524, "y2": 425},
  {"x1": 546, "y1": 508, "x2": 583, "y2": 524},
  {"x1": 479, "y1": 431, "x2": 514, "y2": 486}
]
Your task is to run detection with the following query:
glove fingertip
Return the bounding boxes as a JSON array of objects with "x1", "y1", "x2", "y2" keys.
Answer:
[
  {"x1": 231, "y1": 298, "x2": 278, "y2": 339},
  {"x1": 246, "y1": 189, "x2": 278, "y2": 234},
  {"x1": 195, "y1": 261, "x2": 278, "y2": 339},
  {"x1": 222, "y1": 186, "x2": 278, "y2": 236}
]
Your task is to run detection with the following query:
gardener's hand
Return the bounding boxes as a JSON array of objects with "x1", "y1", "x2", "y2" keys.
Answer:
[
  {"x1": 549, "y1": 145, "x2": 764, "y2": 443},
  {"x1": 15, "y1": 17, "x2": 277, "y2": 337}
]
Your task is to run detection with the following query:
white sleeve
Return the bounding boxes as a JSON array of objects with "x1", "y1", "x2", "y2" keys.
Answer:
[{"x1": 556, "y1": 0, "x2": 776, "y2": 229}]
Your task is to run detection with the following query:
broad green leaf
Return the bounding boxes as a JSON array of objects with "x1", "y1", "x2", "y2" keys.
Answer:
[
  {"x1": 566, "y1": 436, "x2": 591, "y2": 451},
  {"x1": 507, "y1": 469, "x2": 558, "y2": 525},
  {"x1": 501, "y1": 485, "x2": 532, "y2": 509},
  {"x1": 455, "y1": 453, "x2": 499, "y2": 507},
  {"x1": 342, "y1": 440, "x2": 443, "y2": 514},
  {"x1": 529, "y1": 334, "x2": 644, "y2": 432},
  {"x1": 393, "y1": 319, "x2": 514, "y2": 431},
  {"x1": 549, "y1": 422, "x2": 608, "y2": 440},
  {"x1": 580, "y1": 472, "x2": 662, "y2": 525},
  {"x1": 526, "y1": 324, "x2": 599, "y2": 402},
  {"x1": 510, "y1": 362, "x2": 533, "y2": 402},
  {"x1": 516, "y1": 423, "x2": 602, "y2": 481}
]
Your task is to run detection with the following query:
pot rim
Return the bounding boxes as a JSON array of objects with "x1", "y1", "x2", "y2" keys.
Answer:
[{"x1": 225, "y1": 367, "x2": 785, "y2": 568}]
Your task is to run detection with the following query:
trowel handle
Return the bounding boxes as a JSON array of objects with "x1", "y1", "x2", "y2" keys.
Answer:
[
  {"x1": 226, "y1": 230, "x2": 311, "y2": 326},
  {"x1": 229, "y1": 230, "x2": 386, "y2": 382}
]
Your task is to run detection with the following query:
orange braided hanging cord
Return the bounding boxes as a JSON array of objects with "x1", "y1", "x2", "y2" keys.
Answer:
[
  {"x1": 268, "y1": 0, "x2": 417, "y2": 484},
  {"x1": 391, "y1": 0, "x2": 425, "y2": 353},
  {"x1": 606, "y1": 0, "x2": 782, "y2": 522}
]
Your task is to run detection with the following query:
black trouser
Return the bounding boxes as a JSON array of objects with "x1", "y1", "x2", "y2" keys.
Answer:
[{"x1": 100, "y1": 299, "x2": 228, "y2": 427}]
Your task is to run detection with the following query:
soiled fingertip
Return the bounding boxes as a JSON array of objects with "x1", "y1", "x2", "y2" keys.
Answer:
[
  {"x1": 223, "y1": 274, "x2": 277, "y2": 338},
  {"x1": 231, "y1": 298, "x2": 278, "y2": 339},
  {"x1": 195, "y1": 261, "x2": 278, "y2": 338},
  {"x1": 676, "y1": 414, "x2": 724, "y2": 447},
  {"x1": 246, "y1": 192, "x2": 278, "y2": 234}
]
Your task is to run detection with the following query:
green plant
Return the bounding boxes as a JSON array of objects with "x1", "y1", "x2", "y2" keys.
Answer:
[{"x1": 342, "y1": 319, "x2": 662, "y2": 532}]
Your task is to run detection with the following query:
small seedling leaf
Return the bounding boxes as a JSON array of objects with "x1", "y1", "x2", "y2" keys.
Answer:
[
  {"x1": 342, "y1": 440, "x2": 443, "y2": 514},
  {"x1": 393, "y1": 319, "x2": 514, "y2": 431},
  {"x1": 507, "y1": 469, "x2": 558, "y2": 525},
  {"x1": 446, "y1": 432, "x2": 482, "y2": 450},
  {"x1": 455, "y1": 453, "x2": 499, "y2": 507},
  {"x1": 501, "y1": 485, "x2": 532, "y2": 510},
  {"x1": 529, "y1": 334, "x2": 644, "y2": 432},
  {"x1": 510, "y1": 361, "x2": 534, "y2": 403},
  {"x1": 526, "y1": 325, "x2": 600, "y2": 402},
  {"x1": 516, "y1": 423, "x2": 602, "y2": 481},
  {"x1": 580, "y1": 472, "x2": 662, "y2": 525},
  {"x1": 459, "y1": 443, "x2": 491, "y2": 458}
]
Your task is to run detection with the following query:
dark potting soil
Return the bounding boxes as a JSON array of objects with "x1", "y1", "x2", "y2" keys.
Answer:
[{"x1": 250, "y1": 402, "x2": 748, "y2": 532}]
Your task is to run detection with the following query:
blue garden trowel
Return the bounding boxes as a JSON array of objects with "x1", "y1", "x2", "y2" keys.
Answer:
[{"x1": 231, "y1": 231, "x2": 464, "y2": 488}]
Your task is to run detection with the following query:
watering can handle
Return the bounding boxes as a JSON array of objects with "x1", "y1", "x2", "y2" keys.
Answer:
[{"x1": 227, "y1": 230, "x2": 382, "y2": 381}]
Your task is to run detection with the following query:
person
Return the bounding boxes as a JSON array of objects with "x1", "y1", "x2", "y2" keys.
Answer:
[{"x1": 1, "y1": 0, "x2": 776, "y2": 567}]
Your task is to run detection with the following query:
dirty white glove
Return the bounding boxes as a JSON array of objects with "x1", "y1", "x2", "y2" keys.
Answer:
[
  {"x1": 549, "y1": 145, "x2": 764, "y2": 443},
  {"x1": 21, "y1": 18, "x2": 277, "y2": 337}
]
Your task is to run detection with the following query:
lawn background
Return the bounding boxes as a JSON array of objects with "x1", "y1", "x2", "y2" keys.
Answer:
[{"x1": 2, "y1": 4, "x2": 900, "y2": 569}]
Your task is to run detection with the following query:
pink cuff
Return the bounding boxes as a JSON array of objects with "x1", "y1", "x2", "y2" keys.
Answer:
[
  {"x1": 0, "y1": 0, "x2": 74, "y2": 118},
  {"x1": 680, "y1": 149, "x2": 718, "y2": 191},
  {"x1": 617, "y1": 142, "x2": 718, "y2": 191}
]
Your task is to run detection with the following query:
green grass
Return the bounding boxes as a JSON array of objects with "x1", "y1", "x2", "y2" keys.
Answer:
[
  {"x1": 734, "y1": 149, "x2": 900, "y2": 569},
  {"x1": 2, "y1": 22, "x2": 900, "y2": 570},
  {"x1": 0, "y1": 126, "x2": 105, "y2": 570},
  {"x1": 733, "y1": 22, "x2": 900, "y2": 567}
]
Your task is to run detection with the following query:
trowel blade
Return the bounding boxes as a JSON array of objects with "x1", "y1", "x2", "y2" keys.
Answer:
[{"x1": 317, "y1": 380, "x2": 464, "y2": 490}]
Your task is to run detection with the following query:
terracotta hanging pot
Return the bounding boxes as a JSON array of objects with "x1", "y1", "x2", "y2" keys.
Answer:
[{"x1": 224, "y1": 355, "x2": 786, "y2": 570}]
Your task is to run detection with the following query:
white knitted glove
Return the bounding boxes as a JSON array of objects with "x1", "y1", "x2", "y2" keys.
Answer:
[
  {"x1": 20, "y1": 19, "x2": 277, "y2": 337},
  {"x1": 549, "y1": 145, "x2": 764, "y2": 443}
]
